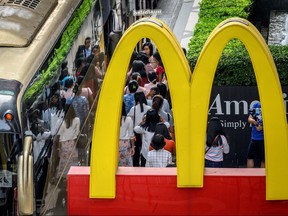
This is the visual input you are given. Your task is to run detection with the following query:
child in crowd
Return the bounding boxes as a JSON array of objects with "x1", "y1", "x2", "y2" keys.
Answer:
[{"x1": 146, "y1": 134, "x2": 172, "y2": 167}]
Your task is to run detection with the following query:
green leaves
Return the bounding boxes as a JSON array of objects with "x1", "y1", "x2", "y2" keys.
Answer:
[
  {"x1": 24, "y1": 0, "x2": 93, "y2": 104},
  {"x1": 187, "y1": 0, "x2": 288, "y2": 86}
]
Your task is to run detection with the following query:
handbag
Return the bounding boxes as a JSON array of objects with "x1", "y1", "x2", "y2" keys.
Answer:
[{"x1": 76, "y1": 134, "x2": 88, "y2": 148}]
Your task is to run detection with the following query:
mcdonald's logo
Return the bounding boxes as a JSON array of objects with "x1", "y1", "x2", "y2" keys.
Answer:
[{"x1": 89, "y1": 17, "x2": 288, "y2": 200}]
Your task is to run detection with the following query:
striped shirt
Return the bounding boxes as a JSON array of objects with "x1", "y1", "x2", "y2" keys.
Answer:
[{"x1": 205, "y1": 135, "x2": 229, "y2": 162}]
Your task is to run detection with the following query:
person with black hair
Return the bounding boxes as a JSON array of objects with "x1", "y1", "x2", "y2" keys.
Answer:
[
  {"x1": 56, "y1": 106, "x2": 80, "y2": 180},
  {"x1": 87, "y1": 45, "x2": 106, "y2": 74},
  {"x1": 75, "y1": 57, "x2": 86, "y2": 78},
  {"x1": 79, "y1": 63, "x2": 101, "y2": 98},
  {"x1": 151, "y1": 95, "x2": 173, "y2": 128},
  {"x1": 71, "y1": 85, "x2": 89, "y2": 127},
  {"x1": 127, "y1": 92, "x2": 151, "y2": 166},
  {"x1": 247, "y1": 102, "x2": 264, "y2": 168},
  {"x1": 86, "y1": 45, "x2": 100, "y2": 64},
  {"x1": 205, "y1": 117, "x2": 229, "y2": 168},
  {"x1": 147, "y1": 86, "x2": 172, "y2": 115},
  {"x1": 131, "y1": 60, "x2": 148, "y2": 86},
  {"x1": 150, "y1": 122, "x2": 176, "y2": 157},
  {"x1": 146, "y1": 85, "x2": 159, "y2": 100},
  {"x1": 76, "y1": 75, "x2": 93, "y2": 108},
  {"x1": 59, "y1": 60, "x2": 69, "y2": 81},
  {"x1": 137, "y1": 50, "x2": 154, "y2": 75},
  {"x1": 145, "y1": 134, "x2": 172, "y2": 167},
  {"x1": 134, "y1": 109, "x2": 169, "y2": 166},
  {"x1": 75, "y1": 37, "x2": 92, "y2": 62},
  {"x1": 128, "y1": 92, "x2": 151, "y2": 128},
  {"x1": 60, "y1": 77, "x2": 75, "y2": 105},
  {"x1": 136, "y1": 51, "x2": 149, "y2": 65},
  {"x1": 123, "y1": 72, "x2": 147, "y2": 95},
  {"x1": 142, "y1": 41, "x2": 154, "y2": 59},
  {"x1": 123, "y1": 80, "x2": 138, "y2": 114},
  {"x1": 151, "y1": 51, "x2": 165, "y2": 83},
  {"x1": 118, "y1": 102, "x2": 135, "y2": 166},
  {"x1": 144, "y1": 71, "x2": 157, "y2": 98},
  {"x1": 156, "y1": 82, "x2": 172, "y2": 113}
]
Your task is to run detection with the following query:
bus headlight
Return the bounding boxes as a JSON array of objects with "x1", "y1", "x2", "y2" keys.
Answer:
[{"x1": 4, "y1": 111, "x2": 14, "y2": 121}]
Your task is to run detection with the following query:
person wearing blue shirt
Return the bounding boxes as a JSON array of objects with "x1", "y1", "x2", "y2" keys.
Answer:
[
  {"x1": 247, "y1": 102, "x2": 264, "y2": 168},
  {"x1": 123, "y1": 80, "x2": 138, "y2": 114}
]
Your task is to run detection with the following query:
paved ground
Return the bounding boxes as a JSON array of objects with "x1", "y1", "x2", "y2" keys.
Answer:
[
  {"x1": 154, "y1": 0, "x2": 184, "y2": 30},
  {"x1": 154, "y1": 0, "x2": 201, "y2": 50}
]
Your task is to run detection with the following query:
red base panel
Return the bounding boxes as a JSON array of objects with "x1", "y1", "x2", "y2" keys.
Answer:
[{"x1": 67, "y1": 167, "x2": 288, "y2": 215}]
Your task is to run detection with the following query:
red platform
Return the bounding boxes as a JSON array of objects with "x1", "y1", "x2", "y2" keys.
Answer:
[{"x1": 67, "y1": 167, "x2": 288, "y2": 215}]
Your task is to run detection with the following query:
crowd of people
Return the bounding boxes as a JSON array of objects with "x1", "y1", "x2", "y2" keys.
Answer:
[
  {"x1": 28, "y1": 36, "x2": 106, "y2": 184},
  {"x1": 119, "y1": 41, "x2": 176, "y2": 168},
  {"x1": 32, "y1": 36, "x2": 264, "y2": 174},
  {"x1": 119, "y1": 41, "x2": 265, "y2": 169}
]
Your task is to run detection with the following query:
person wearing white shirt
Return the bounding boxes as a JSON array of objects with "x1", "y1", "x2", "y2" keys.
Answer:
[
  {"x1": 127, "y1": 92, "x2": 151, "y2": 166},
  {"x1": 56, "y1": 106, "x2": 80, "y2": 179},
  {"x1": 119, "y1": 102, "x2": 135, "y2": 166},
  {"x1": 134, "y1": 109, "x2": 169, "y2": 167}
]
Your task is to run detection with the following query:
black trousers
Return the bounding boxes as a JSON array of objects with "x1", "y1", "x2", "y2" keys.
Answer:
[{"x1": 133, "y1": 132, "x2": 142, "y2": 167}]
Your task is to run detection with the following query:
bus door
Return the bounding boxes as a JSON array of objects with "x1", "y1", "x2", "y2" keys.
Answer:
[
  {"x1": 0, "y1": 79, "x2": 25, "y2": 215},
  {"x1": 0, "y1": 133, "x2": 21, "y2": 216}
]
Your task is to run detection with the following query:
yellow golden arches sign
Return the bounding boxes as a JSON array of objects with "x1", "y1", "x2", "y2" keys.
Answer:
[{"x1": 89, "y1": 17, "x2": 288, "y2": 200}]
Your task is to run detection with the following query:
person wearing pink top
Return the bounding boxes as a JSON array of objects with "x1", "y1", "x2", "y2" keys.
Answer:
[{"x1": 144, "y1": 71, "x2": 157, "y2": 98}]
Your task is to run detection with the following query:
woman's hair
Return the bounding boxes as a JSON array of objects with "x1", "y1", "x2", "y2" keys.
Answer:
[
  {"x1": 64, "y1": 105, "x2": 76, "y2": 128},
  {"x1": 64, "y1": 77, "x2": 74, "y2": 89},
  {"x1": 132, "y1": 60, "x2": 146, "y2": 78},
  {"x1": 128, "y1": 80, "x2": 139, "y2": 93},
  {"x1": 152, "y1": 51, "x2": 163, "y2": 67},
  {"x1": 136, "y1": 51, "x2": 149, "y2": 64},
  {"x1": 155, "y1": 122, "x2": 172, "y2": 140},
  {"x1": 151, "y1": 134, "x2": 166, "y2": 150},
  {"x1": 150, "y1": 86, "x2": 159, "y2": 98},
  {"x1": 206, "y1": 117, "x2": 227, "y2": 147},
  {"x1": 134, "y1": 91, "x2": 147, "y2": 112},
  {"x1": 142, "y1": 42, "x2": 153, "y2": 57},
  {"x1": 157, "y1": 83, "x2": 167, "y2": 99},
  {"x1": 148, "y1": 71, "x2": 157, "y2": 84},
  {"x1": 152, "y1": 95, "x2": 164, "y2": 112},
  {"x1": 141, "y1": 109, "x2": 160, "y2": 132},
  {"x1": 131, "y1": 72, "x2": 142, "y2": 86},
  {"x1": 131, "y1": 72, "x2": 141, "y2": 80},
  {"x1": 121, "y1": 102, "x2": 127, "y2": 126}
]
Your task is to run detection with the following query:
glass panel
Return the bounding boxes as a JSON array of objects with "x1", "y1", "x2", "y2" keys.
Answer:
[
  {"x1": 0, "y1": 133, "x2": 20, "y2": 215},
  {"x1": 20, "y1": 1, "x2": 106, "y2": 214}
]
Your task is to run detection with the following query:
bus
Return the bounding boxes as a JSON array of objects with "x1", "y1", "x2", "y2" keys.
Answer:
[{"x1": 0, "y1": 0, "x2": 124, "y2": 215}]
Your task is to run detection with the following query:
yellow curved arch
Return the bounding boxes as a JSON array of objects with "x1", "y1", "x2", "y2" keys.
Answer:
[
  {"x1": 89, "y1": 18, "x2": 191, "y2": 198},
  {"x1": 90, "y1": 17, "x2": 288, "y2": 200},
  {"x1": 191, "y1": 17, "x2": 288, "y2": 200}
]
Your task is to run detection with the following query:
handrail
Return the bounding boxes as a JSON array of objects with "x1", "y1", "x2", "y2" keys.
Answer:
[{"x1": 17, "y1": 136, "x2": 34, "y2": 215}]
